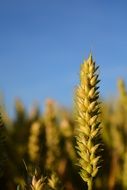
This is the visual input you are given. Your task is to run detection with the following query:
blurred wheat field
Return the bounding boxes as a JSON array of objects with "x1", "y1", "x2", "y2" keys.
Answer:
[{"x1": 0, "y1": 55, "x2": 127, "y2": 190}]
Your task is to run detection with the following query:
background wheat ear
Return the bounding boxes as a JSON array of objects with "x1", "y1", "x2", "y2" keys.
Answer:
[
  {"x1": 118, "y1": 79, "x2": 127, "y2": 99},
  {"x1": 31, "y1": 176, "x2": 46, "y2": 190},
  {"x1": 48, "y1": 172, "x2": 64, "y2": 190},
  {"x1": 28, "y1": 121, "x2": 41, "y2": 162},
  {"x1": 75, "y1": 54, "x2": 101, "y2": 190},
  {"x1": 0, "y1": 112, "x2": 7, "y2": 178}
]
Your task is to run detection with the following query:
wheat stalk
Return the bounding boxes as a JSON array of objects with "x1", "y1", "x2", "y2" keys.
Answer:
[{"x1": 75, "y1": 54, "x2": 101, "y2": 190}]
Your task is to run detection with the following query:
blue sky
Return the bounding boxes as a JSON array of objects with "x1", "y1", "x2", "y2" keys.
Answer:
[{"x1": 0, "y1": 0, "x2": 127, "y2": 116}]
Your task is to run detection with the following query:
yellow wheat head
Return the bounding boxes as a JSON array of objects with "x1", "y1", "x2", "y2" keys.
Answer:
[{"x1": 75, "y1": 54, "x2": 101, "y2": 190}]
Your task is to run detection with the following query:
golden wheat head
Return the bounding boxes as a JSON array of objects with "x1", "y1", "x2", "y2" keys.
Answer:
[{"x1": 75, "y1": 54, "x2": 101, "y2": 190}]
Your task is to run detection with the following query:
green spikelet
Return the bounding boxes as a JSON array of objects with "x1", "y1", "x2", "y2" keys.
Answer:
[{"x1": 75, "y1": 54, "x2": 101, "y2": 190}]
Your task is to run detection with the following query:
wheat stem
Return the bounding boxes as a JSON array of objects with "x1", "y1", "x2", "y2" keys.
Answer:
[{"x1": 88, "y1": 179, "x2": 92, "y2": 190}]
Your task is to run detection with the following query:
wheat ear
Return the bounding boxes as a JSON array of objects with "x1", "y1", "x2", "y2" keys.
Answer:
[
  {"x1": 0, "y1": 112, "x2": 7, "y2": 177},
  {"x1": 75, "y1": 54, "x2": 101, "y2": 190},
  {"x1": 28, "y1": 121, "x2": 41, "y2": 162},
  {"x1": 31, "y1": 175, "x2": 46, "y2": 190},
  {"x1": 48, "y1": 173, "x2": 63, "y2": 190}
]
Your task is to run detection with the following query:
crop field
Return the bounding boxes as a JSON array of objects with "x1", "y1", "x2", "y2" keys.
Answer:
[{"x1": 0, "y1": 55, "x2": 127, "y2": 190}]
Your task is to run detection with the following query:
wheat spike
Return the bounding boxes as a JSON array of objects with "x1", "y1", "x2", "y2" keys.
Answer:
[
  {"x1": 31, "y1": 175, "x2": 46, "y2": 190},
  {"x1": 75, "y1": 54, "x2": 101, "y2": 190},
  {"x1": 48, "y1": 173, "x2": 63, "y2": 190},
  {"x1": 44, "y1": 99, "x2": 60, "y2": 170},
  {"x1": 0, "y1": 112, "x2": 7, "y2": 177},
  {"x1": 28, "y1": 121, "x2": 41, "y2": 162}
]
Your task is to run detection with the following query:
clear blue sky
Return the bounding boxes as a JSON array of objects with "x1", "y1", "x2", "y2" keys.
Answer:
[{"x1": 0, "y1": 0, "x2": 127, "y2": 115}]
